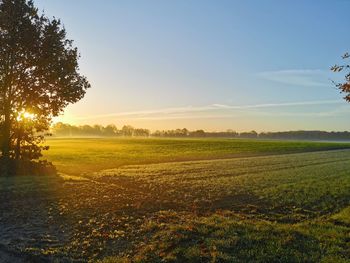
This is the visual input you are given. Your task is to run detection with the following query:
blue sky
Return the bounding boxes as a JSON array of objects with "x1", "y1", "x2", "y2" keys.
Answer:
[{"x1": 36, "y1": 0, "x2": 350, "y2": 131}]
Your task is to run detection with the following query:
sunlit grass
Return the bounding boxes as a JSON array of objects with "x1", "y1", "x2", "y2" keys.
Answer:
[
  {"x1": 2, "y1": 139, "x2": 349, "y2": 261},
  {"x1": 44, "y1": 137, "x2": 350, "y2": 176}
]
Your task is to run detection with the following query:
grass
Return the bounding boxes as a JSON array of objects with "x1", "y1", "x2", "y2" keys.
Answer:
[
  {"x1": 1, "y1": 138, "x2": 349, "y2": 262},
  {"x1": 44, "y1": 137, "x2": 350, "y2": 175}
]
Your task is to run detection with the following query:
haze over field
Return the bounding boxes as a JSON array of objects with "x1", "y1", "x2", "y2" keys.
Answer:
[{"x1": 36, "y1": 0, "x2": 350, "y2": 131}]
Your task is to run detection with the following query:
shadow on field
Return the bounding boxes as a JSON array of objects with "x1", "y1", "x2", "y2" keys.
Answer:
[
  {"x1": 0, "y1": 158, "x2": 57, "y2": 177},
  {"x1": 0, "y1": 175, "x2": 72, "y2": 262}
]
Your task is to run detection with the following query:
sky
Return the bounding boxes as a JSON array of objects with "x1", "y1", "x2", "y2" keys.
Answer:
[{"x1": 36, "y1": 0, "x2": 350, "y2": 132}]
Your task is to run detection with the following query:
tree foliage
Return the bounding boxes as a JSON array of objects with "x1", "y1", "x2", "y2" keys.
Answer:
[
  {"x1": 0, "y1": 0, "x2": 90, "y2": 175},
  {"x1": 331, "y1": 52, "x2": 350, "y2": 101}
]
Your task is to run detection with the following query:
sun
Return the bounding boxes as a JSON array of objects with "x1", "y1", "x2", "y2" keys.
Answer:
[{"x1": 16, "y1": 110, "x2": 36, "y2": 121}]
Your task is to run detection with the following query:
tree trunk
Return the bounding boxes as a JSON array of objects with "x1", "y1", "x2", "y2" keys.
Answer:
[
  {"x1": 15, "y1": 128, "x2": 21, "y2": 160},
  {"x1": 1, "y1": 111, "x2": 11, "y2": 176},
  {"x1": 14, "y1": 120, "x2": 22, "y2": 161}
]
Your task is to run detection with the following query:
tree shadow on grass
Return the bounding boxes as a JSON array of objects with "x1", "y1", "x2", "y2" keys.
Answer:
[
  {"x1": 0, "y1": 171, "x2": 75, "y2": 262},
  {"x1": 0, "y1": 158, "x2": 57, "y2": 177}
]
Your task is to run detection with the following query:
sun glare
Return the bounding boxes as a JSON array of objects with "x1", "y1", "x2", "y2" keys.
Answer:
[{"x1": 16, "y1": 110, "x2": 36, "y2": 121}]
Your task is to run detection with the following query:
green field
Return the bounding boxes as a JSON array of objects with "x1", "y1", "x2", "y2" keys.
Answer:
[
  {"x1": 1, "y1": 138, "x2": 350, "y2": 262},
  {"x1": 44, "y1": 137, "x2": 350, "y2": 176}
]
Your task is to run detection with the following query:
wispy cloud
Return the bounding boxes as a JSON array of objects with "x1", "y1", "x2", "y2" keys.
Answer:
[
  {"x1": 251, "y1": 105, "x2": 350, "y2": 118},
  {"x1": 258, "y1": 69, "x2": 331, "y2": 87},
  {"x1": 71, "y1": 99, "x2": 344, "y2": 121}
]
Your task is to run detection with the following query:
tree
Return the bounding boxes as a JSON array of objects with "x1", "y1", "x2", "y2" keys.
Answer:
[
  {"x1": 190, "y1": 130, "x2": 206, "y2": 137},
  {"x1": 103, "y1": 124, "x2": 118, "y2": 136},
  {"x1": 331, "y1": 52, "x2": 350, "y2": 101},
  {"x1": 0, "y1": 0, "x2": 90, "y2": 175},
  {"x1": 121, "y1": 125, "x2": 134, "y2": 137}
]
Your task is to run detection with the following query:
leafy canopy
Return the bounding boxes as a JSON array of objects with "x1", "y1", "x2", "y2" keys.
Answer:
[
  {"x1": 0, "y1": 0, "x2": 90, "y2": 164},
  {"x1": 331, "y1": 52, "x2": 350, "y2": 101}
]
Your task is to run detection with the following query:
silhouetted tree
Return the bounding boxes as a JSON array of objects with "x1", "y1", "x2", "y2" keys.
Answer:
[
  {"x1": 93, "y1": 125, "x2": 103, "y2": 135},
  {"x1": 133, "y1": 128, "x2": 150, "y2": 137},
  {"x1": 190, "y1": 130, "x2": 206, "y2": 137},
  {"x1": 103, "y1": 124, "x2": 118, "y2": 136},
  {"x1": 0, "y1": 0, "x2": 90, "y2": 175},
  {"x1": 121, "y1": 125, "x2": 134, "y2": 136},
  {"x1": 332, "y1": 52, "x2": 350, "y2": 101},
  {"x1": 240, "y1": 130, "x2": 258, "y2": 138}
]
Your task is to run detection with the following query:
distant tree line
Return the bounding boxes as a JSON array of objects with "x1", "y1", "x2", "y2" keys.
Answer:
[
  {"x1": 51, "y1": 123, "x2": 151, "y2": 137},
  {"x1": 51, "y1": 123, "x2": 350, "y2": 141},
  {"x1": 259, "y1": 131, "x2": 350, "y2": 141}
]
